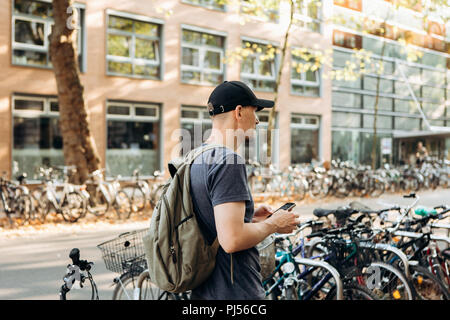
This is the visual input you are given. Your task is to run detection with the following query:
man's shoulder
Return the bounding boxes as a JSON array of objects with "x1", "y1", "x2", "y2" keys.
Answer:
[{"x1": 192, "y1": 145, "x2": 246, "y2": 167}]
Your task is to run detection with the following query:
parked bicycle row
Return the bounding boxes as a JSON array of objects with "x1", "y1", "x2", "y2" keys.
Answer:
[
  {"x1": 59, "y1": 193, "x2": 449, "y2": 300},
  {"x1": 0, "y1": 166, "x2": 167, "y2": 228},
  {"x1": 247, "y1": 158, "x2": 450, "y2": 200}
]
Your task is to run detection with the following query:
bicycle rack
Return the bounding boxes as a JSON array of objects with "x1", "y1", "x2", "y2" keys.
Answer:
[
  {"x1": 393, "y1": 230, "x2": 450, "y2": 247},
  {"x1": 358, "y1": 242, "x2": 411, "y2": 279},
  {"x1": 294, "y1": 257, "x2": 344, "y2": 300}
]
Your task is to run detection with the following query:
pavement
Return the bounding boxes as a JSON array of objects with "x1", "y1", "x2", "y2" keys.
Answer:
[{"x1": 0, "y1": 188, "x2": 448, "y2": 300}]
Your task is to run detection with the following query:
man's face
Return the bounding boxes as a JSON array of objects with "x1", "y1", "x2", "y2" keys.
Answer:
[{"x1": 237, "y1": 106, "x2": 259, "y2": 139}]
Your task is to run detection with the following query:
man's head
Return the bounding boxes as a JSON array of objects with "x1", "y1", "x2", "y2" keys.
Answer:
[
  {"x1": 206, "y1": 81, "x2": 274, "y2": 141},
  {"x1": 418, "y1": 141, "x2": 423, "y2": 148}
]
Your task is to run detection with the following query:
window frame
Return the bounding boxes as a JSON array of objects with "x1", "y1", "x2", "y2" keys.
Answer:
[
  {"x1": 290, "y1": 48, "x2": 322, "y2": 97},
  {"x1": 181, "y1": 0, "x2": 227, "y2": 12},
  {"x1": 105, "y1": 9, "x2": 164, "y2": 80},
  {"x1": 180, "y1": 26, "x2": 227, "y2": 86},
  {"x1": 293, "y1": 0, "x2": 323, "y2": 34},
  {"x1": 11, "y1": 0, "x2": 86, "y2": 71},
  {"x1": 240, "y1": 38, "x2": 279, "y2": 92}
]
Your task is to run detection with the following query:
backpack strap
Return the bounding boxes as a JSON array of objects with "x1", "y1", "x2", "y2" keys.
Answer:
[{"x1": 168, "y1": 144, "x2": 225, "y2": 178}]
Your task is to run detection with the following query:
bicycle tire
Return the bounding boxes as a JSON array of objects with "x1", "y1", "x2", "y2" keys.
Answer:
[
  {"x1": 409, "y1": 264, "x2": 449, "y2": 300},
  {"x1": 123, "y1": 185, "x2": 146, "y2": 214},
  {"x1": 353, "y1": 261, "x2": 415, "y2": 300},
  {"x1": 112, "y1": 272, "x2": 141, "y2": 300},
  {"x1": 114, "y1": 190, "x2": 132, "y2": 220},
  {"x1": 325, "y1": 283, "x2": 378, "y2": 300},
  {"x1": 13, "y1": 192, "x2": 33, "y2": 226},
  {"x1": 136, "y1": 270, "x2": 177, "y2": 300},
  {"x1": 61, "y1": 191, "x2": 86, "y2": 223}
]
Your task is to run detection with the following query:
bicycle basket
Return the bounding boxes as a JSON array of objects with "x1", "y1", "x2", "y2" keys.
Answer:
[
  {"x1": 256, "y1": 235, "x2": 276, "y2": 280},
  {"x1": 97, "y1": 228, "x2": 148, "y2": 274}
]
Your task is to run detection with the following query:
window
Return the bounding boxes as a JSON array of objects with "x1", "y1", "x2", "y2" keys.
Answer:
[
  {"x1": 291, "y1": 114, "x2": 320, "y2": 164},
  {"x1": 240, "y1": 0, "x2": 279, "y2": 23},
  {"x1": 106, "y1": 101, "x2": 160, "y2": 177},
  {"x1": 291, "y1": 49, "x2": 321, "y2": 97},
  {"x1": 182, "y1": 0, "x2": 226, "y2": 11},
  {"x1": 181, "y1": 28, "x2": 225, "y2": 86},
  {"x1": 240, "y1": 40, "x2": 278, "y2": 92},
  {"x1": 12, "y1": 0, "x2": 85, "y2": 70},
  {"x1": 12, "y1": 95, "x2": 63, "y2": 179},
  {"x1": 180, "y1": 106, "x2": 212, "y2": 155},
  {"x1": 333, "y1": 30, "x2": 362, "y2": 49},
  {"x1": 106, "y1": 13, "x2": 162, "y2": 79},
  {"x1": 332, "y1": 91, "x2": 362, "y2": 109},
  {"x1": 332, "y1": 111, "x2": 360, "y2": 128},
  {"x1": 294, "y1": 0, "x2": 322, "y2": 33}
]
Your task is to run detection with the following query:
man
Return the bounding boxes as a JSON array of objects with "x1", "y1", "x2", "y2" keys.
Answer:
[
  {"x1": 415, "y1": 141, "x2": 428, "y2": 166},
  {"x1": 189, "y1": 81, "x2": 299, "y2": 300}
]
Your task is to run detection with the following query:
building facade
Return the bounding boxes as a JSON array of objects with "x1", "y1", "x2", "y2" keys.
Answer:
[
  {"x1": 2, "y1": 0, "x2": 334, "y2": 180},
  {"x1": 1, "y1": 0, "x2": 448, "y2": 181},
  {"x1": 331, "y1": 0, "x2": 450, "y2": 167}
]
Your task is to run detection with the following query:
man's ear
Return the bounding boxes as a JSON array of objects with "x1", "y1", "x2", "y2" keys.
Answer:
[{"x1": 235, "y1": 105, "x2": 243, "y2": 119}]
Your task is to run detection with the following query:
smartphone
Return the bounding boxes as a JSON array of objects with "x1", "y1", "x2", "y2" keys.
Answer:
[{"x1": 266, "y1": 202, "x2": 296, "y2": 219}]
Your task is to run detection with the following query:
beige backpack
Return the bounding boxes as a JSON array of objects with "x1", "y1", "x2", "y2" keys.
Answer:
[{"x1": 143, "y1": 144, "x2": 222, "y2": 293}]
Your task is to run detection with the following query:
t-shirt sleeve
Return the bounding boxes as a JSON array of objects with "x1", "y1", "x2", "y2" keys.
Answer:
[{"x1": 208, "y1": 152, "x2": 250, "y2": 207}]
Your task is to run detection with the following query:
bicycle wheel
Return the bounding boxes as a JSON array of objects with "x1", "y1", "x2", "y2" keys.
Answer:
[
  {"x1": 114, "y1": 190, "x2": 131, "y2": 220},
  {"x1": 61, "y1": 191, "x2": 86, "y2": 223},
  {"x1": 122, "y1": 185, "x2": 146, "y2": 214},
  {"x1": 13, "y1": 192, "x2": 33, "y2": 226},
  {"x1": 136, "y1": 270, "x2": 176, "y2": 300},
  {"x1": 112, "y1": 272, "x2": 141, "y2": 300},
  {"x1": 409, "y1": 265, "x2": 449, "y2": 300},
  {"x1": 355, "y1": 262, "x2": 415, "y2": 300},
  {"x1": 325, "y1": 283, "x2": 378, "y2": 300},
  {"x1": 63, "y1": 274, "x2": 98, "y2": 300}
]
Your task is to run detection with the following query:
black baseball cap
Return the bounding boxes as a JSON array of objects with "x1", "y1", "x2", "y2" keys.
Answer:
[{"x1": 207, "y1": 81, "x2": 274, "y2": 116}]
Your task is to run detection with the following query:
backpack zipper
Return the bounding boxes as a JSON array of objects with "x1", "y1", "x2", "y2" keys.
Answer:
[{"x1": 163, "y1": 195, "x2": 177, "y2": 264}]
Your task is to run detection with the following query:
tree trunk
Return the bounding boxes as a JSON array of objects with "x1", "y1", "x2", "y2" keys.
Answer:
[
  {"x1": 49, "y1": 0, "x2": 100, "y2": 184},
  {"x1": 266, "y1": 0, "x2": 295, "y2": 164}
]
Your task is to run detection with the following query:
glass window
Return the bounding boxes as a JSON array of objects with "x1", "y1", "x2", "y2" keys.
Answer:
[
  {"x1": 12, "y1": 96, "x2": 64, "y2": 178},
  {"x1": 107, "y1": 14, "x2": 162, "y2": 79},
  {"x1": 332, "y1": 91, "x2": 361, "y2": 108},
  {"x1": 291, "y1": 127, "x2": 319, "y2": 164},
  {"x1": 332, "y1": 111, "x2": 360, "y2": 128},
  {"x1": 291, "y1": 49, "x2": 321, "y2": 97},
  {"x1": 395, "y1": 99, "x2": 418, "y2": 114},
  {"x1": 363, "y1": 96, "x2": 393, "y2": 111},
  {"x1": 422, "y1": 86, "x2": 445, "y2": 104},
  {"x1": 180, "y1": 107, "x2": 212, "y2": 156},
  {"x1": 291, "y1": 114, "x2": 320, "y2": 164},
  {"x1": 363, "y1": 114, "x2": 392, "y2": 129},
  {"x1": 363, "y1": 76, "x2": 393, "y2": 93},
  {"x1": 294, "y1": 0, "x2": 322, "y2": 33},
  {"x1": 181, "y1": 29, "x2": 225, "y2": 86},
  {"x1": 395, "y1": 117, "x2": 421, "y2": 130},
  {"x1": 183, "y1": 0, "x2": 226, "y2": 11},
  {"x1": 241, "y1": 40, "x2": 277, "y2": 92},
  {"x1": 106, "y1": 102, "x2": 160, "y2": 176},
  {"x1": 240, "y1": 0, "x2": 280, "y2": 23},
  {"x1": 422, "y1": 102, "x2": 445, "y2": 119},
  {"x1": 12, "y1": 0, "x2": 85, "y2": 70},
  {"x1": 332, "y1": 130, "x2": 360, "y2": 163}
]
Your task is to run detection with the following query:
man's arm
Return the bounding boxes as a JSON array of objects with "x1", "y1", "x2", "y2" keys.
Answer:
[{"x1": 214, "y1": 201, "x2": 299, "y2": 254}]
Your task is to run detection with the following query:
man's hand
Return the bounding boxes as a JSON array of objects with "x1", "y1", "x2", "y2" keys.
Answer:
[{"x1": 252, "y1": 205, "x2": 273, "y2": 223}]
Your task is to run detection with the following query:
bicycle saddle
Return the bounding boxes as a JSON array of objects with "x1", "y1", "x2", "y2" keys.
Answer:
[
  {"x1": 442, "y1": 248, "x2": 450, "y2": 260},
  {"x1": 313, "y1": 207, "x2": 357, "y2": 220}
]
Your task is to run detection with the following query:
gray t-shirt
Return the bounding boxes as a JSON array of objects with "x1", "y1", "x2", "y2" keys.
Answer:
[{"x1": 189, "y1": 145, "x2": 265, "y2": 300}]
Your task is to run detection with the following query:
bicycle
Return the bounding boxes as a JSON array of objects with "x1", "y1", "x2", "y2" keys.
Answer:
[
  {"x1": 59, "y1": 229, "x2": 149, "y2": 300},
  {"x1": 34, "y1": 166, "x2": 87, "y2": 223},
  {"x1": 0, "y1": 173, "x2": 33, "y2": 227}
]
